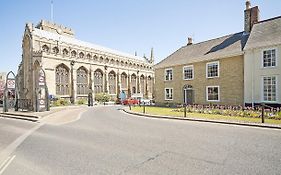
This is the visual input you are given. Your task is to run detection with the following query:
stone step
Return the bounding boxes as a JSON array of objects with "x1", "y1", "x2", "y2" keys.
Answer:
[
  {"x1": 0, "y1": 112, "x2": 40, "y2": 119},
  {"x1": 0, "y1": 113, "x2": 39, "y2": 122}
]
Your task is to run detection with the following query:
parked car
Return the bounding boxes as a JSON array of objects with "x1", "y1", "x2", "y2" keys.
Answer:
[{"x1": 122, "y1": 98, "x2": 139, "y2": 105}]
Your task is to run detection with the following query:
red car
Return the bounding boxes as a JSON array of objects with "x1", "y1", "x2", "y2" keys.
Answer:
[{"x1": 122, "y1": 98, "x2": 139, "y2": 105}]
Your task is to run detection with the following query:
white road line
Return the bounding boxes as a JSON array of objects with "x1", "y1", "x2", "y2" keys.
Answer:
[
  {"x1": 0, "y1": 157, "x2": 10, "y2": 171},
  {"x1": 0, "y1": 155, "x2": 16, "y2": 175},
  {"x1": 0, "y1": 123, "x2": 43, "y2": 168}
]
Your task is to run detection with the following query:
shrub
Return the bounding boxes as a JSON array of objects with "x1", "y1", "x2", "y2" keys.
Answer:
[
  {"x1": 212, "y1": 109, "x2": 222, "y2": 115},
  {"x1": 95, "y1": 93, "x2": 110, "y2": 102},
  {"x1": 249, "y1": 111, "x2": 260, "y2": 118},
  {"x1": 53, "y1": 98, "x2": 69, "y2": 106},
  {"x1": 77, "y1": 98, "x2": 87, "y2": 105}
]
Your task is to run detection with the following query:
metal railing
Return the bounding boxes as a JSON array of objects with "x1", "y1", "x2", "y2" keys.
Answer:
[{"x1": 17, "y1": 99, "x2": 32, "y2": 111}]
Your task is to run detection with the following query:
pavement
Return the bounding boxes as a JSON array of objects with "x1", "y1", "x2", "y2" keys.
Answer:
[{"x1": 0, "y1": 105, "x2": 88, "y2": 122}]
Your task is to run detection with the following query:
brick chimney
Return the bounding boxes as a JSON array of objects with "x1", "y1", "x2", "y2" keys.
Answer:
[
  {"x1": 187, "y1": 37, "x2": 193, "y2": 45},
  {"x1": 244, "y1": 0, "x2": 259, "y2": 33}
]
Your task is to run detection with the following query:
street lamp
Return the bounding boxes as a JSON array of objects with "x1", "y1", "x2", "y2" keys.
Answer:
[{"x1": 70, "y1": 60, "x2": 75, "y2": 104}]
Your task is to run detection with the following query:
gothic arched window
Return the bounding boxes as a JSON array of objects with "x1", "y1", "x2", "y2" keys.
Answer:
[
  {"x1": 56, "y1": 64, "x2": 69, "y2": 95},
  {"x1": 42, "y1": 45, "x2": 49, "y2": 53},
  {"x1": 93, "y1": 55, "x2": 98, "y2": 61},
  {"x1": 79, "y1": 52, "x2": 84, "y2": 58},
  {"x1": 147, "y1": 76, "x2": 152, "y2": 94},
  {"x1": 105, "y1": 58, "x2": 110, "y2": 63},
  {"x1": 140, "y1": 75, "x2": 145, "y2": 94},
  {"x1": 121, "y1": 72, "x2": 127, "y2": 90},
  {"x1": 99, "y1": 57, "x2": 104, "y2": 63},
  {"x1": 77, "y1": 67, "x2": 88, "y2": 95},
  {"x1": 94, "y1": 69, "x2": 103, "y2": 94},
  {"x1": 63, "y1": 48, "x2": 69, "y2": 56},
  {"x1": 53, "y1": 47, "x2": 59, "y2": 54},
  {"x1": 131, "y1": 74, "x2": 137, "y2": 94},
  {"x1": 71, "y1": 50, "x2": 77, "y2": 58},
  {"x1": 108, "y1": 71, "x2": 116, "y2": 94},
  {"x1": 86, "y1": 54, "x2": 91, "y2": 59}
]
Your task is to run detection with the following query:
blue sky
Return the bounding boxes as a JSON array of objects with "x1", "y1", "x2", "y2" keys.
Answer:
[{"x1": 0, "y1": 0, "x2": 280, "y2": 73}]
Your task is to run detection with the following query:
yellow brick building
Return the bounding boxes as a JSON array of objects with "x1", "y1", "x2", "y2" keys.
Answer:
[{"x1": 154, "y1": 33, "x2": 246, "y2": 106}]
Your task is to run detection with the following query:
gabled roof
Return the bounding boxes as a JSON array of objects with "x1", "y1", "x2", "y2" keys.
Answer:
[
  {"x1": 244, "y1": 16, "x2": 281, "y2": 50},
  {"x1": 155, "y1": 32, "x2": 249, "y2": 69},
  {"x1": 32, "y1": 28, "x2": 149, "y2": 64}
]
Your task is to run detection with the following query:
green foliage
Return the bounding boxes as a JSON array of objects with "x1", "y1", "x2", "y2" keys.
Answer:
[
  {"x1": 52, "y1": 98, "x2": 69, "y2": 106},
  {"x1": 77, "y1": 98, "x2": 87, "y2": 105},
  {"x1": 95, "y1": 93, "x2": 110, "y2": 102},
  {"x1": 131, "y1": 106, "x2": 281, "y2": 125}
]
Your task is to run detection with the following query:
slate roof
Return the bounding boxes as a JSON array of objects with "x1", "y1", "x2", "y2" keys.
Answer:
[
  {"x1": 32, "y1": 28, "x2": 148, "y2": 63},
  {"x1": 244, "y1": 16, "x2": 281, "y2": 50},
  {"x1": 155, "y1": 32, "x2": 249, "y2": 69}
]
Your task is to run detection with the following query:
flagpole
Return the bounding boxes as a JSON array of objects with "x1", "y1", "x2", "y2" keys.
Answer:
[{"x1": 51, "y1": 0, "x2": 54, "y2": 22}]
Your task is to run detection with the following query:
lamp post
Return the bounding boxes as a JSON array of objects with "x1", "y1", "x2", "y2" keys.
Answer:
[
  {"x1": 104, "y1": 65, "x2": 108, "y2": 93},
  {"x1": 70, "y1": 60, "x2": 75, "y2": 104}
]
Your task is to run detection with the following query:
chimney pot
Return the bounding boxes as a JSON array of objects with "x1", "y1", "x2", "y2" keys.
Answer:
[
  {"x1": 187, "y1": 37, "x2": 193, "y2": 45},
  {"x1": 246, "y1": 0, "x2": 251, "y2": 10}
]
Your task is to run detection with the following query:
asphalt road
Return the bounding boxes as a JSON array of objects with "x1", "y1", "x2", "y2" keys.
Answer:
[
  {"x1": 2, "y1": 106, "x2": 281, "y2": 175},
  {"x1": 0, "y1": 118, "x2": 36, "y2": 151}
]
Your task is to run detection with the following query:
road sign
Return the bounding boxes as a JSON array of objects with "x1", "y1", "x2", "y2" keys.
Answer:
[
  {"x1": 39, "y1": 76, "x2": 45, "y2": 86},
  {"x1": 7, "y1": 79, "x2": 15, "y2": 89}
]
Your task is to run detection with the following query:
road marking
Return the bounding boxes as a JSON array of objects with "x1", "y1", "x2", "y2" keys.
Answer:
[
  {"x1": 0, "y1": 123, "x2": 43, "y2": 170},
  {"x1": 0, "y1": 155, "x2": 16, "y2": 175}
]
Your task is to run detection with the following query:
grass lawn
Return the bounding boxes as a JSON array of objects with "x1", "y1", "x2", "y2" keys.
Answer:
[{"x1": 131, "y1": 106, "x2": 281, "y2": 125}]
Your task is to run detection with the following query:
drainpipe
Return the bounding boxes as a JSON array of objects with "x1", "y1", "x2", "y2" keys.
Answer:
[{"x1": 251, "y1": 50, "x2": 254, "y2": 107}]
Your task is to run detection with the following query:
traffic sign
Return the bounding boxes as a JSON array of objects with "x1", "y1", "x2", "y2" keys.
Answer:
[
  {"x1": 7, "y1": 79, "x2": 15, "y2": 89},
  {"x1": 39, "y1": 76, "x2": 45, "y2": 86}
]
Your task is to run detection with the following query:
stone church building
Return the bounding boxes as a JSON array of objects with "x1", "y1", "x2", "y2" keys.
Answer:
[{"x1": 18, "y1": 20, "x2": 154, "y2": 110}]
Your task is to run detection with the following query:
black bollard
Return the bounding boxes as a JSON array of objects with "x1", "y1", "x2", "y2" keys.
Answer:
[{"x1": 261, "y1": 103, "x2": 265, "y2": 123}]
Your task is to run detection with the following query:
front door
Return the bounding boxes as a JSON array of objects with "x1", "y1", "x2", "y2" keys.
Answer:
[{"x1": 183, "y1": 88, "x2": 193, "y2": 105}]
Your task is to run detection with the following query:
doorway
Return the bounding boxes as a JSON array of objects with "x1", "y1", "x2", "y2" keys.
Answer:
[{"x1": 183, "y1": 85, "x2": 193, "y2": 105}]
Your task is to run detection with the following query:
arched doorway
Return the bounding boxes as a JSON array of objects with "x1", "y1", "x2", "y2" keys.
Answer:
[{"x1": 183, "y1": 85, "x2": 193, "y2": 105}]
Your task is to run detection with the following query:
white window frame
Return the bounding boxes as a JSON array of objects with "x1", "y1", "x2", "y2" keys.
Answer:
[
  {"x1": 164, "y1": 68, "x2": 173, "y2": 81},
  {"x1": 206, "y1": 86, "x2": 220, "y2": 102},
  {"x1": 183, "y1": 65, "x2": 194, "y2": 80},
  {"x1": 262, "y1": 76, "x2": 277, "y2": 103},
  {"x1": 261, "y1": 48, "x2": 277, "y2": 68},
  {"x1": 164, "y1": 88, "x2": 173, "y2": 101},
  {"x1": 206, "y1": 61, "x2": 219, "y2": 78}
]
